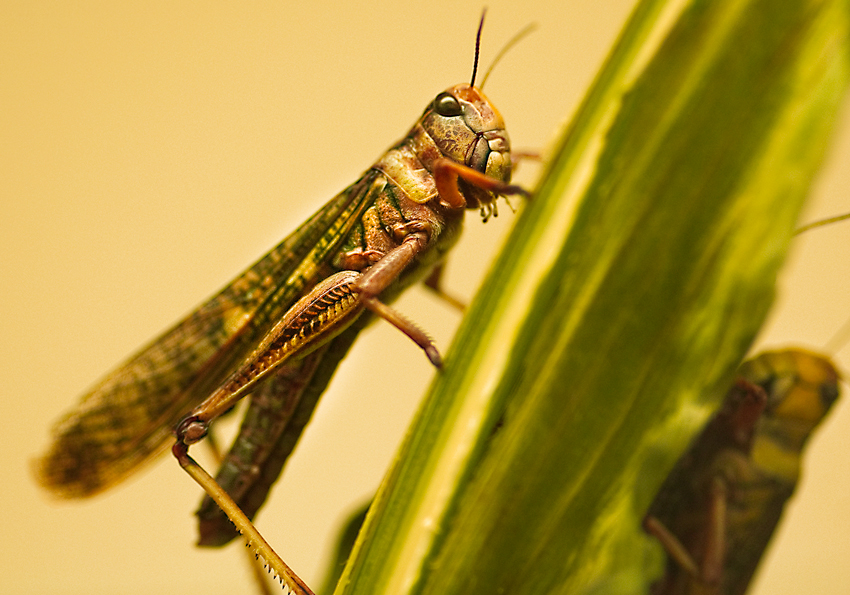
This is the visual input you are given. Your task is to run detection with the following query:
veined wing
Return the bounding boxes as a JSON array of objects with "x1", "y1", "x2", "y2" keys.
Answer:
[{"x1": 38, "y1": 171, "x2": 388, "y2": 498}]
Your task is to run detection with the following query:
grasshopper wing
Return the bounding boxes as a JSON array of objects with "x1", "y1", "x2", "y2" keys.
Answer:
[{"x1": 38, "y1": 173, "x2": 384, "y2": 498}]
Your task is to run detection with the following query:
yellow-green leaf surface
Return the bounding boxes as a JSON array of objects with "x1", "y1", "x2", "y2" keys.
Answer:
[{"x1": 337, "y1": 1, "x2": 850, "y2": 595}]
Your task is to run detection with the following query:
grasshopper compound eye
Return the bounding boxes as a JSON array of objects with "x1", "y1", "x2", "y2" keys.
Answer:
[{"x1": 434, "y1": 92, "x2": 464, "y2": 117}]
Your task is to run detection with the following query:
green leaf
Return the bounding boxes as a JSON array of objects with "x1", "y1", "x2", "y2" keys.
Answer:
[{"x1": 335, "y1": 1, "x2": 850, "y2": 594}]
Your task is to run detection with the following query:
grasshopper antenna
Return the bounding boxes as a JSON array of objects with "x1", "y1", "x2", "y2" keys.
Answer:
[
  {"x1": 825, "y1": 313, "x2": 850, "y2": 358},
  {"x1": 470, "y1": 8, "x2": 487, "y2": 87},
  {"x1": 480, "y1": 22, "x2": 537, "y2": 90},
  {"x1": 795, "y1": 211, "x2": 850, "y2": 235}
]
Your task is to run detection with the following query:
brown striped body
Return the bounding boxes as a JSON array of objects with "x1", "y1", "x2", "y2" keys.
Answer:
[{"x1": 645, "y1": 349, "x2": 840, "y2": 595}]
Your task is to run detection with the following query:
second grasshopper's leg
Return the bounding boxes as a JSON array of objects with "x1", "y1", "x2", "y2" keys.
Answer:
[
  {"x1": 702, "y1": 475, "x2": 729, "y2": 586},
  {"x1": 643, "y1": 516, "x2": 701, "y2": 578},
  {"x1": 643, "y1": 474, "x2": 730, "y2": 589}
]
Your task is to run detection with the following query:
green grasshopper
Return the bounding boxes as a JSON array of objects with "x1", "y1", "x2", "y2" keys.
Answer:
[
  {"x1": 37, "y1": 14, "x2": 527, "y2": 593},
  {"x1": 644, "y1": 349, "x2": 841, "y2": 595}
]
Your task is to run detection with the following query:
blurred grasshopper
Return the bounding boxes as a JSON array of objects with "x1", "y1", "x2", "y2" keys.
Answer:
[
  {"x1": 644, "y1": 349, "x2": 841, "y2": 595},
  {"x1": 37, "y1": 14, "x2": 528, "y2": 594}
]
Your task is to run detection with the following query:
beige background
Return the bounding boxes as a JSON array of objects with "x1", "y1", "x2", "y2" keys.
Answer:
[{"x1": 2, "y1": 2, "x2": 848, "y2": 593}]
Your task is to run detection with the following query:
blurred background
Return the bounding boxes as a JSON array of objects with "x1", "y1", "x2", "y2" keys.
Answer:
[{"x1": 2, "y1": 1, "x2": 848, "y2": 593}]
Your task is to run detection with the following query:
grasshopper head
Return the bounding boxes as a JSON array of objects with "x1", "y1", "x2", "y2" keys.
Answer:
[
  {"x1": 746, "y1": 350, "x2": 840, "y2": 432},
  {"x1": 746, "y1": 349, "x2": 840, "y2": 481},
  {"x1": 421, "y1": 84, "x2": 512, "y2": 209}
]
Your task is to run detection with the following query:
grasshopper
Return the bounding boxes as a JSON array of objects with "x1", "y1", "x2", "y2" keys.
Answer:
[
  {"x1": 644, "y1": 349, "x2": 841, "y2": 595},
  {"x1": 37, "y1": 14, "x2": 527, "y2": 593}
]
